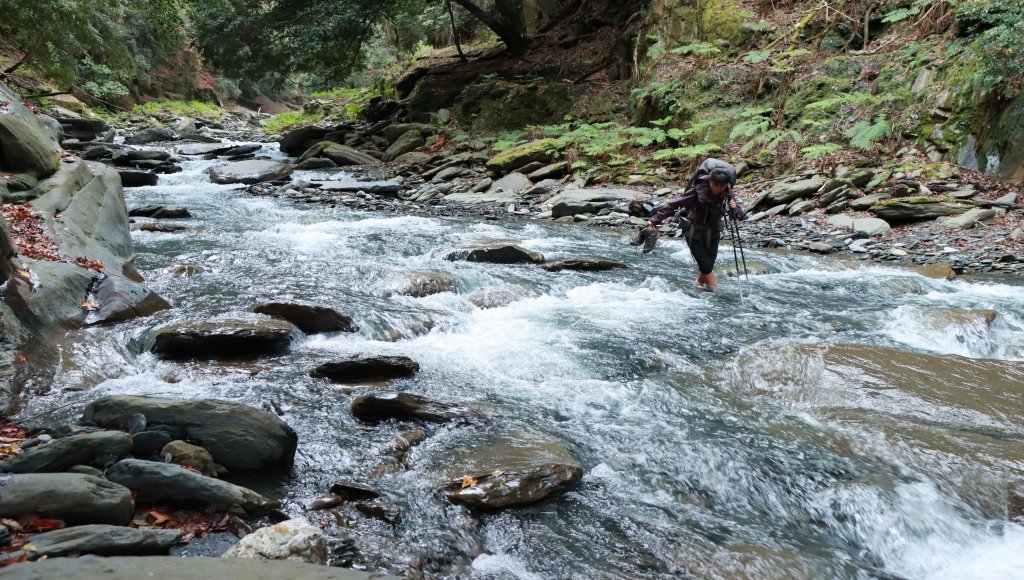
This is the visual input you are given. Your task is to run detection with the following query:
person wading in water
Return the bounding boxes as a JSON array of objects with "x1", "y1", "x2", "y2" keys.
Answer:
[{"x1": 644, "y1": 158, "x2": 745, "y2": 292}]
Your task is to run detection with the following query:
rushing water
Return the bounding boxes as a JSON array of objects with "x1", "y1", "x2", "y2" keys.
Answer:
[{"x1": 21, "y1": 144, "x2": 1024, "y2": 579}]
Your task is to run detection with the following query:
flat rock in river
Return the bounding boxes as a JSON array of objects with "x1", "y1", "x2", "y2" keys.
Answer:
[
  {"x1": 444, "y1": 244, "x2": 544, "y2": 264},
  {"x1": 541, "y1": 259, "x2": 627, "y2": 272},
  {"x1": 351, "y1": 393, "x2": 481, "y2": 423},
  {"x1": 25, "y1": 525, "x2": 180, "y2": 559},
  {"x1": 437, "y1": 432, "x2": 583, "y2": 509},
  {"x1": 176, "y1": 143, "x2": 232, "y2": 156},
  {"x1": 545, "y1": 188, "x2": 637, "y2": 206},
  {"x1": 83, "y1": 395, "x2": 298, "y2": 471},
  {"x1": 210, "y1": 160, "x2": 293, "y2": 185},
  {"x1": 311, "y1": 355, "x2": 420, "y2": 383},
  {"x1": 149, "y1": 318, "x2": 298, "y2": 359},
  {"x1": 252, "y1": 302, "x2": 357, "y2": 334}
]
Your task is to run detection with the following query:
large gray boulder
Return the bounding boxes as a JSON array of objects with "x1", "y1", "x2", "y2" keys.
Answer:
[
  {"x1": 83, "y1": 395, "x2": 298, "y2": 470},
  {"x1": 380, "y1": 123, "x2": 434, "y2": 143},
  {"x1": 298, "y1": 142, "x2": 378, "y2": 166},
  {"x1": 0, "y1": 473, "x2": 133, "y2": 525},
  {"x1": 0, "y1": 115, "x2": 60, "y2": 178},
  {"x1": 149, "y1": 319, "x2": 298, "y2": 359},
  {"x1": 939, "y1": 207, "x2": 997, "y2": 230},
  {"x1": 311, "y1": 355, "x2": 420, "y2": 383},
  {"x1": 0, "y1": 556, "x2": 396, "y2": 580},
  {"x1": 437, "y1": 433, "x2": 583, "y2": 509},
  {"x1": 210, "y1": 160, "x2": 293, "y2": 185},
  {"x1": 176, "y1": 143, "x2": 233, "y2": 156},
  {"x1": 444, "y1": 244, "x2": 544, "y2": 264},
  {"x1": 0, "y1": 430, "x2": 132, "y2": 473},
  {"x1": 395, "y1": 272, "x2": 459, "y2": 297},
  {"x1": 545, "y1": 188, "x2": 637, "y2": 206},
  {"x1": 124, "y1": 127, "x2": 176, "y2": 145},
  {"x1": 222, "y1": 518, "x2": 327, "y2": 565},
  {"x1": 766, "y1": 176, "x2": 826, "y2": 205},
  {"x1": 486, "y1": 139, "x2": 559, "y2": 174},
  {"x1": 252, "y1": 302, "x2": 357, "y2": 334},
  {"x1": 106, "y1": 459, "x2": 277, "y2": 511},
  {"x1": 870, "y1": 198, "x2": 970, "y2": 222},
  {"x1": 382, "y1": 130, "x2": 424, "y2": 162},
  {"x1": 279, "y1": 126, "x2": 331, "y2": 155},
  {"x1": 25, "y1": 525, "x2": 180, "y2": 559},
  {"x1": 351, "y1": 393, "x2": 481, "y2": 423}
]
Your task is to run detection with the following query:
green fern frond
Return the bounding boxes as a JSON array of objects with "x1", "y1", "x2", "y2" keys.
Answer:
[
  {"x1": 845, "y1": 115, "x2": 892, "y2": 150},
  {"x1": 800, "y1": 143, "x2": 844, "y2": 159}
]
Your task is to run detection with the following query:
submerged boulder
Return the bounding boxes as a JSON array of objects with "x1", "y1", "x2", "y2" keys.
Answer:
[
  {"x1": 444, "y1": 244, "x2": 544, "y2": 265},
  {"x1": 351, "y1": 393, "x2": 481, "y2": 423},
  {"x1": 149, "y1": 319, "x2": 298, "y2": 359},
  {"x1": 129, "y1": 205, "x2": 191, "y2": 219},
  {"x1": 83, "y1": 395, "x2": 298, "y2": 470},
  {"x1": 437, "y1": 433, "x2": 583, "y2": 509},
  {"x1": 311, "y1": 355, "x2": 420, "y2": 383},
  {"x1": 541, "y1": 259, "x2": 627, "y2": 272},
  {"x1": 396, "y1": 272, "x2": 459, "y2": 297},
  {"x1": 252, "y1": 302, "x2": 357, "y2": 334}
]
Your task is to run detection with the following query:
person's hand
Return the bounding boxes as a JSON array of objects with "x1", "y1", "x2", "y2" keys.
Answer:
[
  {"x1": 645, "y1": 221, "x2": 656, "y2": 229},
  {"x1": 729, "y1": 199, "x2": 738, "y2": 209}
]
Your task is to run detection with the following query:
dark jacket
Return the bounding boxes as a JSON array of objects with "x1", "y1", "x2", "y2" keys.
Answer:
[{"x1": 648, "y1": 178, "x2": 745, "y2": 242}]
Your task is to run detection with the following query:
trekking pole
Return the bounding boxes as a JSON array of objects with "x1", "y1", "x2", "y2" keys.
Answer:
[
  {"x1": 723, "y1": 207, "x2": 744, "y2": 298},
  {"x1": 732, "y1": 211, "x2": 750, "y2": 284}
]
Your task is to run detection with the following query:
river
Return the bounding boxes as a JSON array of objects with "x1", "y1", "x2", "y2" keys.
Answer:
[{"x1": 21, "y1": 144, "x2": 1024, "y2": 579}]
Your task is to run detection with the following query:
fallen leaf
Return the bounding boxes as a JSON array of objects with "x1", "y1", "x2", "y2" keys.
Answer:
[
  {"x1": 460, "y1": 475, "x2": 479, "y2": 489},
  {"x1": 13, "y1": 355, "x2": 25, "y2": 363},
  {"x1": 147, "y1": 510, "x2": 171, "y2": 525}
]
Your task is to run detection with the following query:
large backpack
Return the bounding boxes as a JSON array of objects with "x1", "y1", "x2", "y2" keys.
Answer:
[{"x1": 686, "y1": 158, "x2": 736, "y2": 190}]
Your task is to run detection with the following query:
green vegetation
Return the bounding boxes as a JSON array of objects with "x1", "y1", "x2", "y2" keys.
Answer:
[
  {"x1": 263, "y1": 111, "x2": 326, "y2": 134},
  {"x1": 129, "y1": 100, "x2": 226, "y2": 119}
]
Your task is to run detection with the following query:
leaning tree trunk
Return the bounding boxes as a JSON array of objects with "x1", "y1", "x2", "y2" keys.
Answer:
[{"x1": 451, "y1": 0, "x2": 530, "y2": 54}]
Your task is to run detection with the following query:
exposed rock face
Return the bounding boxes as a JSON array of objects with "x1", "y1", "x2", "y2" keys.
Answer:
[
  {"x1": 149, "y1": 319, "x2": 298, "y2": 359},
  {"x1": 765, "y1": 176, "x2": 826, "y2": 205},
  {"x1": 25, "y1": 525, "x2": 180, "y2": 559},
  {"x1": 252, "y1": 302, "x2": 357, "y2": 334},
  {"x1": 444, "y1": 245, "x2": 544, "y2": 264},
  {"x1": 83, "y1": 395, "x2": 298, "y2": 470},
  {"x1": 351, "y1": 393, "x2": 481, "y2": 423},
  {"x1": 0, "y1": 473, "x2": 134, "y2": 525},
  {"x1": 311, "y1": 355, "x2": 420, "y2": 383},
  {"x1": 437, "y1": 433, "x2": 583, "y2": 509},
  {"x1": 0, "y1": 430, "x2": 132, "y2": 473},
  {"x1": 0, "y1": 117, "x2": 59, "y2": 179},
  {"x1": 222, "y1": 518, "x2": 327, "y2": 565},
  {"x1": 0, "y1": 556, "x2": 396, "y2": 580},
  {"x1": 106, "y1": 459, "x2": 277, "y2": 511},
  {"x1": 210, "y1": 160, "x2": 293, "y2": 185}
]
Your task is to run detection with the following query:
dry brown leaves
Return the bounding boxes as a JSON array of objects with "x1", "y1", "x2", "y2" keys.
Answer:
[
  {"x1": 132, "y1": 506, "x2": 231, "y2": 543},
  {"x1": 0, "y1": 204, "x2": 105, "y2": 272}
]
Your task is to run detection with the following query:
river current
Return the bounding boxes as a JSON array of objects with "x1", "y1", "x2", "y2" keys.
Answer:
[{"x1": 22, "y1": 144, "x2": 1024, "y2": 579}]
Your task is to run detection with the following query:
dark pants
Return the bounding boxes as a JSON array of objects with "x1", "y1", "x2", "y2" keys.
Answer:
[{"x1": 687, "y1": 236, "x2": 719, "y2": 274}]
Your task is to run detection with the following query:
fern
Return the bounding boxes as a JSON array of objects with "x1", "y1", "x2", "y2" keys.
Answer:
[
  {"x1": 729, "y1": 116, "x2": 770, "y2": 140},
  {"x1": 801, "y1": 143, "x2": 844, "y2": 159},
  {"x1": 881, "y1": 0, "x2": 935, "y2": 23},
  {"x1": 653, "y1": 143, "x2": 723, "y2": 161},
  {"x1": 845, "y1": 115, "x2": 892, "y2": 150},
  {"x1": 743, "y1": 50, "x2": 773, "y2": 64},
  {"x1": 740, "y1": 129, "x2": 802, "y2": 154}
]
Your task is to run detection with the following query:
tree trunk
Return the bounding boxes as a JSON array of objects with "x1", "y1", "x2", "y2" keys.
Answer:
[
  {"x1": 447, "y1": 0, "x2": 468, "y2": 61},
  {"x1": 451, "y1": 0, "x2": 530, "y2": 54}
]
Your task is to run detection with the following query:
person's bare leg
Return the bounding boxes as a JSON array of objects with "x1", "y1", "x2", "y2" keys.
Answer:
[
  {"x1": 705, "y1": 272, "x2": 718, "y2": 292},
  {"x1": 696, "y1": 273, "x2": 707, "y2": 289}
]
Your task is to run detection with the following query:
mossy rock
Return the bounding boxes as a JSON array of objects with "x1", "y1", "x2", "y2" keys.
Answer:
[{"x1": 486, "y1": 139, "x2": 562, "y2": 174}]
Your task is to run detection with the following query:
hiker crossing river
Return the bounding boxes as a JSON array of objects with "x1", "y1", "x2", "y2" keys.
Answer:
[{"x1": 23, "y1": 142, "x2": 1024, "y2": 578}]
